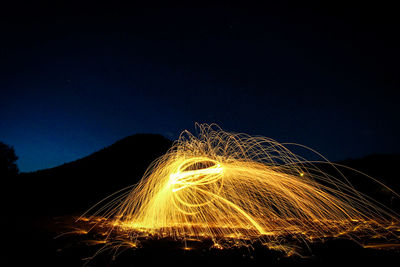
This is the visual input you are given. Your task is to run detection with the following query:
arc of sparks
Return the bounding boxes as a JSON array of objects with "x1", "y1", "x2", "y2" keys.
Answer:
[{"x1": 87, "y1": 123, "x2": 400, "y2": 252}]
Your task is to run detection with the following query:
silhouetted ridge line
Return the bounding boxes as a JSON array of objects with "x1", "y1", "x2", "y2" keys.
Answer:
[
  {"x1": 16, "y1": 133, "x2": 400, "y2": 217},
  {"x1": 18, "y1": 134, "x2": 173, "y2": 216}
]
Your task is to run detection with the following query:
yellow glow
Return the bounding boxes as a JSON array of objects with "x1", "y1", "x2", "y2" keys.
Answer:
[{"x1": 82, "y1": 123, "x2": 400, "y2": 253}]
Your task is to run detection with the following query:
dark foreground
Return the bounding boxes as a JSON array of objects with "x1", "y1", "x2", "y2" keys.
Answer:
[{"x1": 5, "y1": 215, "x2": 400, "y2": 267}]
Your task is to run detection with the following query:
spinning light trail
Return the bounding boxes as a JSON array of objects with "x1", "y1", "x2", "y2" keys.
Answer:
[{"x1": 80, "y1": 123, "x2": 400, "y2": 255}]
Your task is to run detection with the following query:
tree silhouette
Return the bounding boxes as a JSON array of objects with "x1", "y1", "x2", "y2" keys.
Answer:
[{"x1": 0, "y1": 142, "x2": 19, "y2": 177}]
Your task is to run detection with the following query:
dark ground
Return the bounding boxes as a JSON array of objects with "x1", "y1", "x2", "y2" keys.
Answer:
[{"x1": 6, "y1": 216, "x2": 400, "y2": 267}]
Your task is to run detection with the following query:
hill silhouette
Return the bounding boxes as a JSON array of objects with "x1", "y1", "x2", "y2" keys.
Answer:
[
  {"x1": 16, "y1": 134, "x2": 172, "y2": 216},
  {"x1": 13, "y1": 135, "x2": 400, "y2": 217},
  {"x1": 335, "y1": 154, "x2": 400, "y2": 211}
]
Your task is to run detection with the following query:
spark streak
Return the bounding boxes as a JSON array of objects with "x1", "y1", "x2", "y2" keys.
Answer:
[{"x1": 81, "y1": 123, "x2": 400, "y2": 254}]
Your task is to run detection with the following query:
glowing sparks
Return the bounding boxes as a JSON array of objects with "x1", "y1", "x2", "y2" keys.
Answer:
[{"x1": 80, "y1": 123, "x2": 400, "y2": 255}]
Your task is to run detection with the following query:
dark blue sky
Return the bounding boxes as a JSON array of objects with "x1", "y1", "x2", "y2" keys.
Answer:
[{"x1": 1, "y1": 1, "x2": 399, "y2": 172}]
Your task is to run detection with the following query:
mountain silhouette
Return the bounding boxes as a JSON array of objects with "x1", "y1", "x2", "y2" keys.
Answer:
[
  {"x1": 13, "y1": 134, "x2": 400, "y2": 217},
  {"x1": 336, "y1": 154, "x2": 400, "y2": 211},
  {"x1": 17, "y1": 134, "x2": 172, "y2": 216}
]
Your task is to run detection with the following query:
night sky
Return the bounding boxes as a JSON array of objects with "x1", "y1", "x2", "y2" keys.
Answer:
[{"x1": 1, "y1": 1, "x2": 399, "y2": 172}]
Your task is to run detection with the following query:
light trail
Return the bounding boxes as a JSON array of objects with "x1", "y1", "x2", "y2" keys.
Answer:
[{"x1": 80, "y1": 123, "x2": 400, "y2": 255}]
